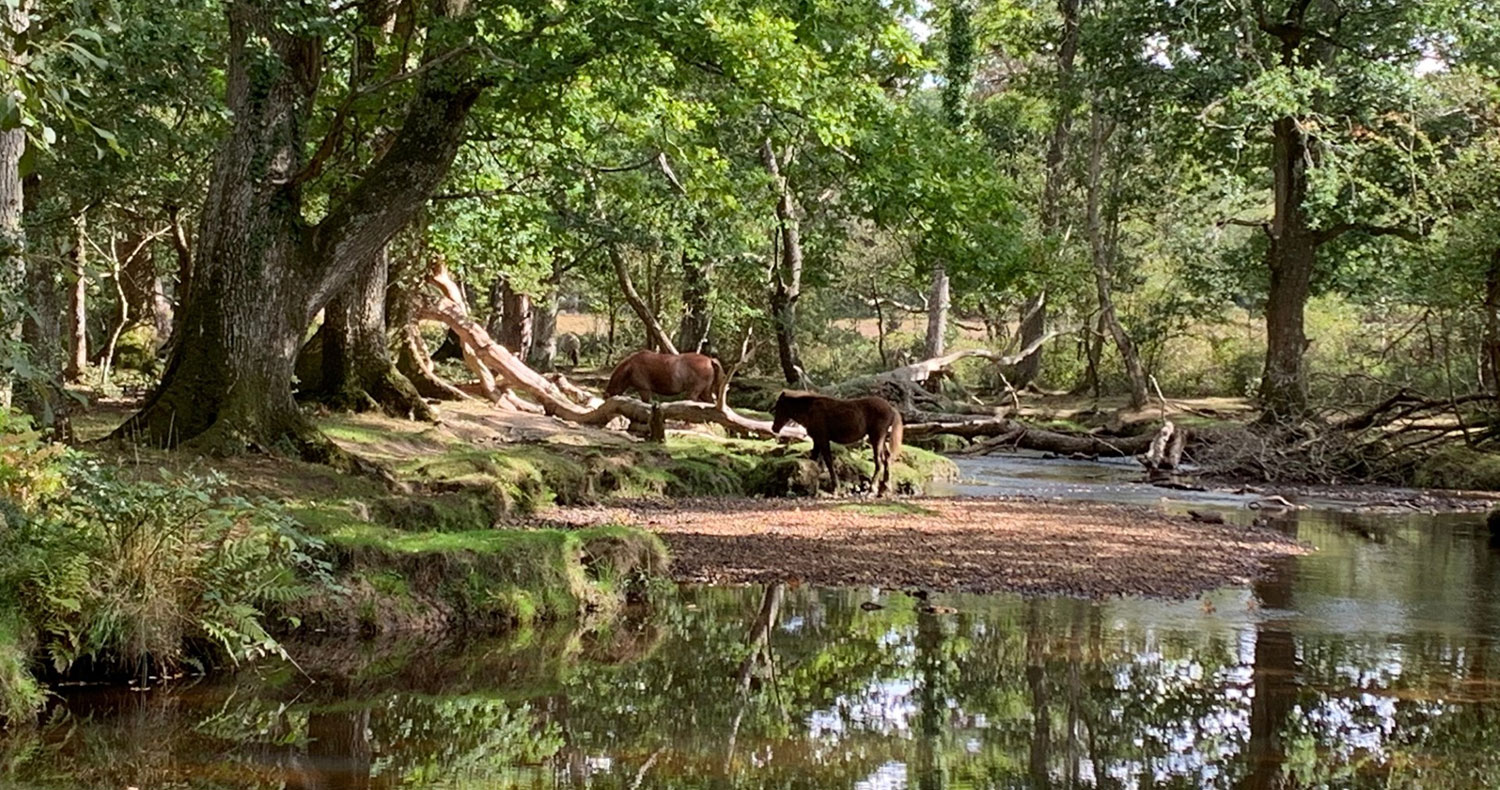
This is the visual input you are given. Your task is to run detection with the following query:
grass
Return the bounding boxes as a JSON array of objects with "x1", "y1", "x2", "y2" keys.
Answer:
[{"x1": 833, "y1": 501, "x2": 940, "y2": 517}]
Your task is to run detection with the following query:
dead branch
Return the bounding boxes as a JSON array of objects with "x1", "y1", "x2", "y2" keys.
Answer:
[{"x1": 417, "y1": 292, "x2": 801, "y2": 439}]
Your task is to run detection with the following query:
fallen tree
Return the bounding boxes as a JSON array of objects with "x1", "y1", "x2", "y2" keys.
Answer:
[
  {"x1": 828, "y1": 329, "x2": 1071, "y2": 410},
  {"x1": 905, "y1": 417, "x2": 1166, "y2": 458},
  {"x1": 417, "y1": 292, "x2": 803, "y2": 440}
]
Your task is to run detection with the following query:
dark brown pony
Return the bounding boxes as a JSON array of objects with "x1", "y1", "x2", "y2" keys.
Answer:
[
  {"x1": 604, "y1": 351, "x2": 726, "y2": 405},
  {"x1": 771, "y1": 391, "x2": 904, "y2": 496}
]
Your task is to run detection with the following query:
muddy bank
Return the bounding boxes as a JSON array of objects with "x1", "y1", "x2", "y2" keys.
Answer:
[{"x1": 541, "y1": 496, "x2": 1308, "y2": 600}]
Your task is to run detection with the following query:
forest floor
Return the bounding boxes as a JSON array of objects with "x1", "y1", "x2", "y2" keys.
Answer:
[
  {"x1": 74, "y1": 396, "x2": 1305, "y2": 604},
  {"x1": 535, "y1": 496, "x2": 1307, "y2": 600}
]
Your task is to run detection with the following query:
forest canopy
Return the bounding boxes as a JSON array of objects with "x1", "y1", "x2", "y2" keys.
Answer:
[{"x1": 0, "y1": 0, "x2": 1497, "y2": 463}]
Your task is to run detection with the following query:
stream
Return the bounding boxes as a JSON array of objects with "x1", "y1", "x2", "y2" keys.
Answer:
[{"x1": 6, "y1": 454, "x2": 1500, "y2": 788}]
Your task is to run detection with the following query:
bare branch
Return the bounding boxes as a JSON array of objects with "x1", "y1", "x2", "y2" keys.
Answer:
[{"x1": 1313, "y1": 222, "x2": 1422, "y2": 246}]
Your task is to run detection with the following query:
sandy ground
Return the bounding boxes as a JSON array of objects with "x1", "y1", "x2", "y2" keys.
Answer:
[{"x1": 541, "y1": 496, "x2": 1308, "y2": 600}]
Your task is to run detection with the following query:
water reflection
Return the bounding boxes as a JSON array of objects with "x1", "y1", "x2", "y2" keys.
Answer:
[{"x1": 5, "y1": 512, "x2": 1500, "y2": 788}]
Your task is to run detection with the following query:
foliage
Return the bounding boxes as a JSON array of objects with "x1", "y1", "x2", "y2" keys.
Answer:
[{"x1": 0, "y1": 422, "x2": 333, "y2": 679}]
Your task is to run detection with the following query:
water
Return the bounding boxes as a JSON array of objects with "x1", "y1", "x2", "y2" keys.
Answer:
[{"x1": 6, "y1": 457, "x2": 1500, "y2": 789}]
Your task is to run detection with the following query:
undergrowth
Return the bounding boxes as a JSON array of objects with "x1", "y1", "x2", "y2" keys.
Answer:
[{"x1": 0, "y1": 413, "x2": 333, "y2": 723}]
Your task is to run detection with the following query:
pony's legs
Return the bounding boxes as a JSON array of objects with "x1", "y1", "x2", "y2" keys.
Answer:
[
  {"x1": 819, "y1": 441, "x2": 838, "y2": 493},
  {"x1": 872, "y1": 432, "x2": 888, "y2": 497},
  {"x1": 878, "y1": 432, "x2": 892, "y2": 496}
]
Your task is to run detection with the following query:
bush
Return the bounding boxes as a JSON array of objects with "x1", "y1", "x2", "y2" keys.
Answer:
[
  {"x1": 1414, "y1": 446, "x2": 1500, "y2": 491},
  {"x1": 0, "y1": 418, "x2": 334, "y2": 689}
]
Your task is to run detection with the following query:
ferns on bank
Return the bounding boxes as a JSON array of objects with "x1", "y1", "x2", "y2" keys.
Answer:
[{"x1": 0, "y1": 414, "x2": 334, "y2": 695}]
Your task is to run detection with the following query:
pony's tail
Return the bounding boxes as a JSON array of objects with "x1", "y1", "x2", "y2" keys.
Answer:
[
  {"x1": 711, "y1": 358, "x2": 729, "y2": 409},
  {"x1": 888, "y1": 411, "x2": 903, "y2": 463}
]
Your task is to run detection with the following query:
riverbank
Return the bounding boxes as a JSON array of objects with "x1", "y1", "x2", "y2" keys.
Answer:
[
  {"x1": 56, "y1": 399, "x2": 961, "y2": 639},
  {"x1": 539, "y1": 496, "x2": 1309, "y2": 599}
]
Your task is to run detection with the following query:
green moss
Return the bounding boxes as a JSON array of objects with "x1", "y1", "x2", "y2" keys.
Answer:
[
  {"x1": 113, "y1": 324, "x2": 160, "y2": 373},
  {"x1": 1414, "y1": 447, "x2": 1500, "y2": 491},
  {"x1": 909, "y1": 434, "x2": 966, "y2": 454},
  {"x1": 310, "y1": 523, "x2": 667, "y2": 634}
]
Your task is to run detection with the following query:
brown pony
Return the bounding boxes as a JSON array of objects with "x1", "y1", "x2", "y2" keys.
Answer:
[
  {"x1": 771, "y1": 391, "x2": 904, "y2": 496},
  {"x1": 604, "y1": 350, "x2": 727, "y2": 405}
]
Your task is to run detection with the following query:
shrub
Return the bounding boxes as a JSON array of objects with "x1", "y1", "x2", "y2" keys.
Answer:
[{"x1": 0, "y1": 425, "x2": 334, "y2": 683}]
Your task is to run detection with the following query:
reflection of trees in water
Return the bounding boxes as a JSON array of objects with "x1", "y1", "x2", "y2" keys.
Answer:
[{"x1": 11, "y1": 575, "x2": 1500, "y2": 790}]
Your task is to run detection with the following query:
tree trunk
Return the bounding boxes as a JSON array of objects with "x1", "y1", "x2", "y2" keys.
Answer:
[
  {"x1": 1014, "y1": 0, "x2": 1081, "y2": 390},
  {"x1": 529, "y1": 261, "x2": 563, "y2": 371},
  {"x1": 305, "y1": 246, "x2": 433, "y2": 420},
  {"x1": 762, "y1": 138, "x2": 805, "y2": 386},
  {"x1": 0, "y1": 1, "x2": 26, "y2": 410},
  {"x1": 610, "y1": 245, "x2": 678, "y2": 354},
  {"x1": 19, "y1": 173, "x2": 67, "y2": 436},
  {"x1": 676, "y1": 247, "x2": 713, "y2": 353},
  {"x1": 923, "y1": 265, "x2": 950, "y2": 360},
  {"x1": 1259, "y1": 114, "x2": 1316, "y2": 419},
  {"x1": 498, "y1": 277, "x2": 533, "y2": 358},
  {"x1": 1484, "y1": 248, "x2": 1500, "y2": 400},
  {"x1": 64, "y1": 214, "x2": 88, "y2": 381},
  {"x1": 1013, "y1": 291, "x2": 1047, "y2": 386},
  {"x1": 1085, "y1": 111, "x2": 1148, "y2": 408},
  {"x1": 161, "y1": 204, "x2": 194, "y2": 354},
  {"x1": 116, "y1": 0, "x2": 484, "y2": 454}
]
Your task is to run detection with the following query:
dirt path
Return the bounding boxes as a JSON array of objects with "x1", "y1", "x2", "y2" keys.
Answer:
[{"x1": 542, "y1": 496, "x2": 1308, "y2": 600}]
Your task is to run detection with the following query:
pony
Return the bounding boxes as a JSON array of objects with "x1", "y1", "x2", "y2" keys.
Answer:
[
  {"x1": 603, "y1": 350, "x2": 727, "y2": 406},
  {"x1": 557, "y1": 332, "x2": 582, "y2": 368},
  {"x1": 771, "y1": 391, "x2": 904, "y2": 496}
]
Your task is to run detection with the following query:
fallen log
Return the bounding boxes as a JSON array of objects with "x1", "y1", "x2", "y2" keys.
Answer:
[
  {"x1": 827, "y1": 330, "x2": 1073, "y2": 410},
  {"x1": 418, "y1": 294, "x2": 804, "y2": 440},
  {"x1": 903, "y1": 416, "x2": 1167, "y2": 458}
]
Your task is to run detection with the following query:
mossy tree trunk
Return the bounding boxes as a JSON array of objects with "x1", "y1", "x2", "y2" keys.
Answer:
[
  {"x1": 303, "y1": 246, "x2": 433, "y2": 420},
  {"x1": 529, "y1": 258, "x2": 566, "y2": 370},
  {"x1": 114, "y1": 0, "x2": 482, "y2": 454},
  {"x1": 0, "y1": 0, "x2": 26, "y2": 411},
  {"x1": 677, "y1": 247, "x2": 713, "y2": 354},
  {"x1": 762, "y1": 138, "x2": 805, "y2": 386}
]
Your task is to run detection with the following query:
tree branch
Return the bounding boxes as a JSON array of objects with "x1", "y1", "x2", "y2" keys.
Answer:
[
  {"x1": 280, "y1": 45, "x2": 477, "y2": 189},
  {"x1": 1218, "y1": 216, "x2": 1275, "y2": 241},
  {"x1": 1313, "y1": 222, "x2": 1422, "y2": 246},
  {"x1": 307, "y1": 28, "x2": 488, "y2": 311}
]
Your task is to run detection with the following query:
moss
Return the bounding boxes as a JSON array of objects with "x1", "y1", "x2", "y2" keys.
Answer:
[
  {"x1": 113, "y1": 324, "x2": 160, "y2": 374},
  {"x1": 1414, "y1": 447, "x2": 1500, "y2": 491},
  {"x1": 740, "y1": 440, "x2": 956, "y2": 497},
  {"x1": 908, "y1": 433, "x2": 966, "y2": 454},
  {"x1": 305, "y1": 523, "x2": 667, "y2": 635}
]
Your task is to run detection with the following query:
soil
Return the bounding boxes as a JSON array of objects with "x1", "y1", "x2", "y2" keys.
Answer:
[{"x1": 539, "y1": 496, "x2": 1309, "y2": 600}]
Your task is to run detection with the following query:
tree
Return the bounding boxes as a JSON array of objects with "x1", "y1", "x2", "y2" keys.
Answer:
[
  {"x1": 115, "y1": 0, "x2": 520, "y2": 454},
  {"x1": 1166, "y1": 0, "x2": 1438, "y2": 417}
]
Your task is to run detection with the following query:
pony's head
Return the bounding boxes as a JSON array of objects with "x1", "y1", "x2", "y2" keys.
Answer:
[
  {"x1": 770, "y1": 392, "x2": 791, "y2": 434},
  {"x1": 602, "y1": 356, "x2": 633, "y2": 398}
]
